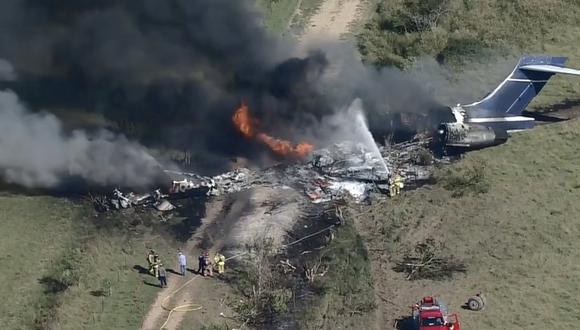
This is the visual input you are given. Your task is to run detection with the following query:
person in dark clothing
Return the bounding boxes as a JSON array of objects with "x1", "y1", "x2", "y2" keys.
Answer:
[
  {"x1": 197, "y1": 253, "x2": 206, "y2": 275},
  {"x1": 158, "y1": 265, "x2": 168, "y2": 288}
]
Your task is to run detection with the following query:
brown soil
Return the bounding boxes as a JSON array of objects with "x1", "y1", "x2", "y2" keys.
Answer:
[
  {"x1": 140, "y1": 199, "x2": 230, "y2": 330},
  {"x1": 296, "y1": 0, "x2": 363, "y2": 56},
  {"x1": 140, "y1": 185, "x2": 306, "y2": 329}
]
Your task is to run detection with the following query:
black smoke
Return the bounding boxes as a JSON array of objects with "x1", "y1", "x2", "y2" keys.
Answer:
[
  {"x1": 0, "y1": 0, "x2": 327, "y2": 151},
  {"x1": 0, "y1": 0, "x2": 448, "y2": 187}
]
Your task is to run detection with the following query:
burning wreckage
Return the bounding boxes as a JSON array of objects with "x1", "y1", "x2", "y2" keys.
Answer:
[
  {"x1": 105, "y1": 169, "x2": 252, "y2": 212},
  {"x1": 103, "y1": 136, "x2": 442, "y2": 213},
  {"x1": 102, "y1": 101, "x2": 445, "y2": 213}
]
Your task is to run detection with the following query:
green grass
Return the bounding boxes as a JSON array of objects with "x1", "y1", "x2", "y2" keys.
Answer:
[
  {"x1": 357, "y1": 118, "x2": 580, "y2": 328},
  {"x1": 49, "y1": 230, "x2": 178, "y2": 329},
  {"x1": 254, "y1": 0, "x2": 324, "y2": 35},
  {"x1": 528, "y1": 25, "x2": 580, "y2": 109},
  {"x1": 255, "y1": 0, "x2": 301, "y2": 33},
  {"x1": 51, "y1": 213, "x2": 182, "y2": 330},
  {"x1": 0, "y1": 195, "x2": 181, "y2": 330},
  {"x1": 358, "y1": 0, "x2": 580, "y2": 71},
  {"x1": 288, "y1": 0, "x2": 325, "y2": 36},
  {"x1": 0, "y1": 196, "x2": 78, "y2": 329}
]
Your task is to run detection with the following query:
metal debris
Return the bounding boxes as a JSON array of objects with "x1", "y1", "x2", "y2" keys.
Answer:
[
  {"x1": 110, "y1": 188, "x2": 158, "y2": 210},
  {"x1": 154, "y1": 200, "x2": 176, "y2": 212},
  {"x1": 101, "y1": 135, "x2": 442, "y2": 213},
  {"x1": 311, "y1": 142, "x2": 389, "y2": 182}
]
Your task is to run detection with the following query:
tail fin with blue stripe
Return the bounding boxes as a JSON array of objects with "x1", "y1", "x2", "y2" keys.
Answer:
[{"x1": 464, "y1": 56, "x2": 580, "y2": 118}]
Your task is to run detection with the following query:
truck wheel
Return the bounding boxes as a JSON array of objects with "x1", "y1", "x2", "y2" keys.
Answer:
[{"x1": 468, "y1": 297, "x2": 482, "y2": 311}]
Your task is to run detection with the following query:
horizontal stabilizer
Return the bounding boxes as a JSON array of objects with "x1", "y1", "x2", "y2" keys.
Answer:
[
  {"x1": 520, "y1": 64, "x2": 580, "y2": 76},
  {"x1": 465, "y1": 55, "x2": 580, "y2": 118}
]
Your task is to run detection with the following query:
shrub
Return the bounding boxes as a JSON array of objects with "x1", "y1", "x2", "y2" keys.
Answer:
[
  {"x1": 34, "y1": 246, "x2": 85, "y2": 329},
  {"x1": 358, "y1": 0, "x2": 580, "y2": 68},
  {"x1": 440, "y1": 160, "x2": 490, "y2": 197},
  {"x1": 393, "y1": 238, "x2": 466, "y2": 280},
  {"x1": 232, "y1": 237, "x2": 291, "y2": 325}
]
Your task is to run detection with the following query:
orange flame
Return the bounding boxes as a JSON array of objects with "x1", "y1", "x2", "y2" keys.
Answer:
[
  {"x1": 232, "y1": 102, "x2": 314, "y2": 158},
  {"x1": 232, "y1": 102, "x2": 255, "y2": 138}
]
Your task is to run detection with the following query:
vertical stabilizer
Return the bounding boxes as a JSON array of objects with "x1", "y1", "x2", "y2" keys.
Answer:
[{"x1": 462, "y1": 55, "x2": 580, "y2": 131}]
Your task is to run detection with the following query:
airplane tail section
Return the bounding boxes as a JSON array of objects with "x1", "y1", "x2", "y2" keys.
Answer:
[{"x1": 463, "y1": 55, "x2": 580, "y2": 131}]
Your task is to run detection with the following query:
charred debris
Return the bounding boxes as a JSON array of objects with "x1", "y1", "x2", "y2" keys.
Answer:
[{"x1": 92, "y1": 135, "x2": 452, "y2": 214}]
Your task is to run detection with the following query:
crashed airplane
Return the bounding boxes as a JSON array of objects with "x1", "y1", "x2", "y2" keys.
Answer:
[
  {"x1": 437, "y1": 55, "x2": 580, "y2": 151},
  {"x1": 104, "y1": 138, "x2": 441, "y2": 212},
  {"x1": 104, "y1": 55, "x2": 580, "y2": 212}
]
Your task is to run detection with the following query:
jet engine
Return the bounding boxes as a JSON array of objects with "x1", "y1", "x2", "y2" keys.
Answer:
[{"x1": 437, "y1": 122, "x2": 508, "y2": 150}]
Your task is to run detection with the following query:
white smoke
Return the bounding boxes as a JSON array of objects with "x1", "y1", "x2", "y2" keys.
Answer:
[
  {"x1": 0, "y1": 58, "x2": 16, "y2": 81},
  {"x1": 0, "y1": 90, "x2": 162, "y2": 188}
]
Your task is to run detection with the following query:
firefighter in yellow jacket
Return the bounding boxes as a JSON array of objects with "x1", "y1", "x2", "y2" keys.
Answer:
[
  {"x1": 389, "y1": 171, "x2": 404, "y2": 197},
  {"x1": 213, "y1": 252, "x2": 226, "y2": 274},
  {"x1": 147, "y1": 250, "x2": 159, "y2": 276}
]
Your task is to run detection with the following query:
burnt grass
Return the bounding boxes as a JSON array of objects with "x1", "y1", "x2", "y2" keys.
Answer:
[
  {"x1": 88, "y1": 194, "x2": 208, "y2": 243},
  {"x1": 268, "y1": 202, "x2": 376, "y2": 329}
]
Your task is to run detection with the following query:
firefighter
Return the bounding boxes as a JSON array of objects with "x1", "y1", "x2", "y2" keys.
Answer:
[
  {"x1": 147, "y1": 250, "x2": 158, "y2": 276},
  {"x1": 214, "y1": 252, "x2": 226, "y2": 274},
  {"x1": 153, "y1": 257, "x2": 162, "y2": 278},
  {"x1": 204, "y1": 251, "x2": 213, "y2": 277},
  {"x1": 197, "y1": 252, "x2": 206, "y2": 276},
  {"x1": 389, "y1": 171, "x2": 404, "y2": 197}
]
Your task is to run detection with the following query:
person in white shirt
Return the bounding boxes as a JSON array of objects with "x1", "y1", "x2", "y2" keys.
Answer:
[{"x1": 178, "y1": 251, "x2": 187, "y2": 276}]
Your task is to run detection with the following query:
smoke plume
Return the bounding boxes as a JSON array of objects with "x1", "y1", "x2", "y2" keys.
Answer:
[
  {"x1": 0, "y1": 0, "x2": 455, "y2": 187},
  {"x1": 406, "y1": 55, "x2": 520, "y2": 105},
  {"x1": 0, "y1": 58, "x2": 15, "y2": 81},
  {"x1": 0, "y1": 89, "x2": 161, "y2": 188}
]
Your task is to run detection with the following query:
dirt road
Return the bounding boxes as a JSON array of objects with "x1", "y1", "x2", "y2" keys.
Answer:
[
  {"x1": 140, "y1": 186, "x2": 304, "y2": 330},
  {"x1": 140, "y1": 199, "x2": 227, "y2": 330},
  {"x1": 298, "y1": 0, "x2": 363, "y2": 50},
  {"x1": 294, "y1": 0, "x2": 365, "y2": 77}
]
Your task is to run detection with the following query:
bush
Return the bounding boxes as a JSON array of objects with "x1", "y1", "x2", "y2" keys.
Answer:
[
  {"x1": 413, "y1": 148, "x2": 434, "y2": 165},
  {"x1": 269, "y1": 289, "x2": 292, "y2": 314},
  {"x1": 393, "y1": 238, "x2": 466, "y2": 280},
  {"x1": 439, "y1": 160, "x2": 490, "y2": 197},
  {"x1": 232, "y1": 237, "x2": 292, "y2": 325},
  {"x1": 358, "y1": 0, "x2": 580, "y2": 68},
  {"x1": 34, "y1": 246, "x2": 85, "y2": 329}
]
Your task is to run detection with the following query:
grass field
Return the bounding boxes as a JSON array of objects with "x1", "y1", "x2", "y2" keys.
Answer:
[
  {"x1": 529, "y1": 25, "x2": 580, "y2": 109},
  {"x1": 48, "y1": 217, "x2": 180, "y2": 330},
  {"x1": 255, "y1": 0, "x2": 301, "y2": 33},
  {"x1": 0, "y1": 196, "x2": 78, "y2": 329},
  {"x1": 0, "y1": 195, "x2": 182, "y2": 330},
  {"x1": 255, "y1": 0, "x2": 324, "y2": 35},
  {"x1": 355, "y1": 118, "x2": 580, "y2": 329},
  {"x1": 2, "y1": 1, "x2": 580, "y2": 329}
]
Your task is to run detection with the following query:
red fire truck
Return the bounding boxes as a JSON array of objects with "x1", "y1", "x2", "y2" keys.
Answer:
[{"x1": 412, "y1": 296, "x2": 461, "y2": 330}]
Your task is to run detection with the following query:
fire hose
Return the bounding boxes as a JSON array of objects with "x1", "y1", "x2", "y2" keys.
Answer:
[
  {"x1": 224, "y1": 224, "x2": 337, "y2": 262},
  {"x1": 159, "y1": 275, "x2": 202, "y2": 330},
  {"x1": 157, "y1": 224, "x2": 336, "y2": 329}
]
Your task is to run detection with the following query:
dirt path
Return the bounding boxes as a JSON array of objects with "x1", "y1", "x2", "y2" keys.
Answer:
[
  {"x1": 287, "y1": 0, "x2": 304, "y2": 31},
  {"x1": 140, "y1": 200, "x2": 227, "y2": 330},
  {"x1": 140, "y1": 186, "x2": 303, "y2": 330},
  {"x1": 298, "y1": 0, "x2": 363, "y2": 49}
]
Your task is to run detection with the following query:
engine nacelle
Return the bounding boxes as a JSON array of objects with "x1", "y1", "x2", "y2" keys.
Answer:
[{"x1": 437, "y1": 122, "x2": 508, "y2": 150}]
